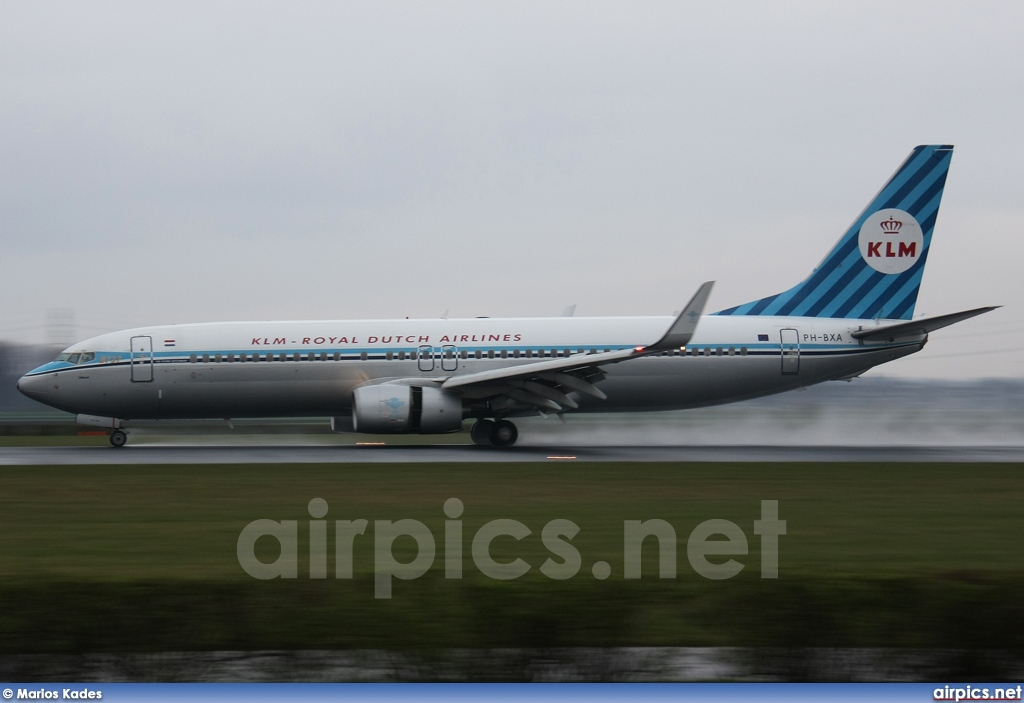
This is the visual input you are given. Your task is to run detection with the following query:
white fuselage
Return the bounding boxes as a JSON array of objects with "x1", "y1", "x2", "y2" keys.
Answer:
[{"x1": 18, "y1": 314, "x2": 922, "y2": 421}]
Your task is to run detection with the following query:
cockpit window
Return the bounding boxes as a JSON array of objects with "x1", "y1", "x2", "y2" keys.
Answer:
[
  {"x1": 66, "y1": 353, "x2": 81, "y2": 364},
  {"x1": 57, "y1": 353, "x2": 71, "y2": 362},
  {"x1": 80, "y1": 352, "x2": 95, "y2": 364}
]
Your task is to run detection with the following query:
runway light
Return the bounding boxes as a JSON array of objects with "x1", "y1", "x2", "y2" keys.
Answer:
[{"x1": 547, "y1": 455, "x2": 577, "y2": 460}]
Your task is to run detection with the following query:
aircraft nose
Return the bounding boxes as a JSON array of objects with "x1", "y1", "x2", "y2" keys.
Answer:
[{"x1": 17, "y1": 374, "x2": 47, "y2": 401}]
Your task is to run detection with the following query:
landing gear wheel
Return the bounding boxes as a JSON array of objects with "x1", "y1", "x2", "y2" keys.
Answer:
[
  {"x1": 109, "y1": 430, "x2": 128, "y2": 448},
  {"x1": 470, "y1": 420, "x2": 495, "y2": 446},
  {"x1": 489, "y1": 420, "x2": 518, "y2": 447}
]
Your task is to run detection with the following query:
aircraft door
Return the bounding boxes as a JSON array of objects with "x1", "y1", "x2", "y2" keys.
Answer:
[
  {"x1": 130, "y1": 335, "x2": 154, "y2": 382},
  {"x1": 441, "y1": 344, "x2": 459, "y2": 372},
  {"x1": 780, "y1": 328, "x2": 800, "y2": 375},
  {"x1": 418, "y1": 345, "x2": 435, "y2": 372}
]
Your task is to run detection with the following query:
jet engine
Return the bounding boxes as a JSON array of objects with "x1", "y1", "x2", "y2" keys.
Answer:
[{"x1": 352, "y1": 385, "x2": 463, "y2": 434}]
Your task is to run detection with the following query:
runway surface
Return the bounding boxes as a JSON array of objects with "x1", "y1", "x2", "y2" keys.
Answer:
[{"x1": 2, "y1": 443, "x2": 1024, "y2": 465}]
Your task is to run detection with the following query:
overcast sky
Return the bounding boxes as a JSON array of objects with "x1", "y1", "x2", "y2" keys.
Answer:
[{"x1": 1, "y1": 1, "x2": 1021, "y2": 378}]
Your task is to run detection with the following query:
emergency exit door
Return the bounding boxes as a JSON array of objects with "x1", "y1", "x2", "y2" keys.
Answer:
[{"x1": 780, "y1": 329, "x2": 800, "y2": 375}]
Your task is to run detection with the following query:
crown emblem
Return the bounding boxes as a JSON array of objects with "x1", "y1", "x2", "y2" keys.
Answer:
[{"x1": 879, "y1": 216, "x2": 903, "y2": 234}]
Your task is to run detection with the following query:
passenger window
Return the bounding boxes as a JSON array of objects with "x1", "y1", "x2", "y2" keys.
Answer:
[
  {"x1": 590, "y1": 348, "x2": 597, "y2": 354},
  {"x1": 500, "y1": 350, "x2": 507, "y2": 359},
  {"x1": 513, "y1": 350, "x2": 520, "y2": 359},
  {"x1": 740, "y1": 347, "x2": 748, "y2": 356},
  {"x1": 728, "y1": 347, "x2": 735, "y2": 356},
  {"x1": 716, "y1": 347, "x2": 723, "y2": 356},
  {"x1": 386, "y1": 351, "x2": 393, "y2": 361},
  {"x1": 410, "y1": 351, "x2": 417, "y2": 360},
  {"x1": 293, "y1": 353, "x2": 300, "y2": 362},
  {"x1": 360, "y1": 352, "x2": 367, "y2": 361},
  {"x1": 460, "y1": 350, "x2": 467, "y2": 359},
  {"x1": 525, "y1": 349, "x2": 533, "y2": 358},
  {"x1": 227, "y1": 354, "x2": 235, "y2": 362},
  {"x1": 190, "y1": 354, "x2": 197, "y2": 363},
  {"x1": 488, "y1": 350, "x2": 495, "y2": 359},
  {"x1": 474, "y1": 350, "x2": 481, "y2": 360},
  {"x1": 215, "y1": 354, "x2": 222, "y2": 363},
  {"x1": 398, "y1": 351, "x2": 406, "y2": 361}
]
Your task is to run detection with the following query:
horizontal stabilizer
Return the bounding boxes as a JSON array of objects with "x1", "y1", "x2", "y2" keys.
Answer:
[{"x1": 850, "y1": 306, "x2": 999, "y2": 342}]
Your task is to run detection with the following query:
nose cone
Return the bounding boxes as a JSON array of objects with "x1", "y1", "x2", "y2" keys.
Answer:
[{"x1": 17, "y1": 372, "x2": 49, "y2": 402}]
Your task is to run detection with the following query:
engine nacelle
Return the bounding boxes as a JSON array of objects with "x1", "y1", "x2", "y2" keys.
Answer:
[{"x1": 352, "y1": 385, "x2": 463, "y2": 434}]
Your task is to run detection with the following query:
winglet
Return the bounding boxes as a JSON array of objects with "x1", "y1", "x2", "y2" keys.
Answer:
[{"x1": 647, "y1": 281, "x2": 714, "y2": 351}]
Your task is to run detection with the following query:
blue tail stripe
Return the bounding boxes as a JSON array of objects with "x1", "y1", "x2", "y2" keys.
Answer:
[
  {"x1": 771, "y1": 239, "x2": 859, "y2": 315},
  {"x1": 713, "y1": 145, "x2": 952, "y2": 320},
  {"x1": 817, "y1": 266, "x2": 879, "y2": 318},
  {"x1": 880, "y1": 151, "x2": 949, "y2": 210},
  {"x1": 767, "y1": 151, "x2": 947, "y2": 317},
  {"x1": 802, "y1": 258, "x2": 868, "y2": 317},
  {"x1": 719, "y1": 148, "x2": 935, "y2": 318},
  {"x1": 889, "y1": 284, "x2": 922, "y2": 320},
  {"x1": 776, "y1": 159, "x2": 949, "y2": 317},
  {"x1": 832, "y1": 270, "x2": 886, "y2": 318},
  {"x1": 907, "y1": 170, "x2": 949, "y2": 220},
  {"x1": 851, "y1": 261, "x2": 924, "y2": 319},
  {"x1": 882, "y1": 270, "x2": 928, "y2": 319},
  {"x1": 789, "y1": 241, "x2": 878, "y2": 316},
  {"x1": 746, "y1": 293, "x2": 780, "y2": 316}
]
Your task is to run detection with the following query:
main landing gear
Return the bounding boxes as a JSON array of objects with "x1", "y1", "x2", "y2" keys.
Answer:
[
  {"x1": 109, "y1": 430, "x2": 128, "y2": 448},
  {"x1": 470, "y1": 419, "x2": 519, "y2": 447}
]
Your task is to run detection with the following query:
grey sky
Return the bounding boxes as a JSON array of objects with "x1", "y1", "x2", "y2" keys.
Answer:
[{"x1": 1, "y1": 1, "x2": 1021, "y2": 378}]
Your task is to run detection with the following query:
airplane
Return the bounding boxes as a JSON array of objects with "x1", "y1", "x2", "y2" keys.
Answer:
[{"x1": 17, "y1": 144, "x2": 997, "y2": 448}]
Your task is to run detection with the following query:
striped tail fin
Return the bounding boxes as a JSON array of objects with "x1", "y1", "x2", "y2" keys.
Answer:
[{"x1": 715, "y1": 145, "x2": 953, "y2": 321}]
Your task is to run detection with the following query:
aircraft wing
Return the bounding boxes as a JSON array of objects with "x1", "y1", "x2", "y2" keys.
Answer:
[
  {"x1": 850, "y1": 306, "x2": 999, "y2": 342},
  {"x1": 432, "y1": 282, "x2": 715, "y2": 412}
]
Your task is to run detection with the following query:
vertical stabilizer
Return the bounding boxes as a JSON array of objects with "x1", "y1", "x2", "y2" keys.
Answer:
[{"x1": 715, "y1": 145, "x2": 953, "y2": 320}]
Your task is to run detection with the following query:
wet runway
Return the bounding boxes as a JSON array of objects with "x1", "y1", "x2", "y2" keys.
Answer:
[{"x1": 2, "y1": 443, "x2": 1024, "y2": 465}]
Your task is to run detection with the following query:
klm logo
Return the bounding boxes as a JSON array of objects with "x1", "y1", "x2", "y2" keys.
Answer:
[
  {"x1": 865, "y1": 240, "x2": 917, "y2": 259},
  {"x1": 858, "y1": 208, "x2": 923, "y2": 275}
]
